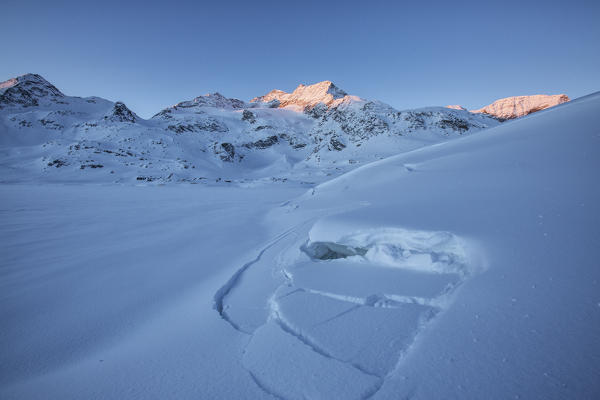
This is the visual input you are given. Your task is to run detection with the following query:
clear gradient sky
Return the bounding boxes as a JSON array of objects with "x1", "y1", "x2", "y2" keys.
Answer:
[{"x1": 2, "y1": 0, "x2": 599, "y2": 118}]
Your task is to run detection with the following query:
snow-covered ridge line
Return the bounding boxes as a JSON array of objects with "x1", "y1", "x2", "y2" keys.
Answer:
[
  {"x1": 2, "y1": 73, "x2": 569, "y2": 185},
  {"x1": 457, "y1": 94, "x2": 570, "y2": 120}
]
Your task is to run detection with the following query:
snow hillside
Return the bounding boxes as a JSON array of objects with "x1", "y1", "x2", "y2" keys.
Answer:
[
  {"x1": 258, "y1": 91, "x2": 600, "y2": 399},
  {"x1": 1, "y1": 87, "x2": 598, "y2": 400},
  {"x1": 470, "y1": 93, "x2": 570, "y2": 119},
  {"x1": 0, "y1": 74, "x2": 501, "y2": 184}
]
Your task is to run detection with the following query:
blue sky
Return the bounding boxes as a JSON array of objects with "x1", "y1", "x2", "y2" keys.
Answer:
[{"x1": 2, "y1": 0, "x2": 599, "y2": 118}]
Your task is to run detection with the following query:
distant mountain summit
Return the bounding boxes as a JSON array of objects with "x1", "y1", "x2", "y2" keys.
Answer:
[
  {"x1": 165, "y1": 92, "x2": 246, "y2": 112},
  {"x1": 251, "y1": 81, "x2": 353, "y2": 110},
  {"x1": 470, "y1": 94, "x2": 569, "y2": 119},
  {"x1": 105, "y1": 101, "x2": 138, "y2": 123},
  {"x1": 446, "y1": 105, "x2": 467, "y2": 111},
  {"x1": 0, "y1": 73, "x2": 64, "y2": 108}
]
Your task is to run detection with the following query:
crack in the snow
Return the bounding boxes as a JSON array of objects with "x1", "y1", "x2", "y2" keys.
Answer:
[
  {"x1": 248, "y1": 371, "x2": 286, "y2": 400},
  {"x1": 302, "y1": 287, "x2": 443, "y2": 310},
  {"x1": 270, "y1": 300, "x2": 383, "y2": 381},
  {"x1": 213, "y1": 223, "x2": 477, "y2": 399},
  {"x1": 213, "y1": 225, "x2": 300, "y2": 333},
  {"x1": 311, "y1": 304, "x2": 362, "y2": 327}
]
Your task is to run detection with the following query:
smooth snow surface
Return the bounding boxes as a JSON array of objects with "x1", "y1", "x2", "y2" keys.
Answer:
[{"x1": 2, "y1": 92, "x2": 600, "y2": 399}]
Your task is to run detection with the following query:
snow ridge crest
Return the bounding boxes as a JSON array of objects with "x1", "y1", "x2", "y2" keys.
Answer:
[
  {"x1": 251, "y1": 80, "x2": 352, "y2": 110},
  {"x1": 0, "y1": 73, "x2": 64, "y2": 108}
]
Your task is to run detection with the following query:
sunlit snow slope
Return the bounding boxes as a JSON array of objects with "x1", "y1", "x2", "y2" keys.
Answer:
[{"x1": 255, "y1": 91, "x2": 600, "y2": 399}]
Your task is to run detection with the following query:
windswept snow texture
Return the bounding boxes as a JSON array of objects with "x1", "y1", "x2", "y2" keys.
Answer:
[{"x1": 1, "y1": 90, "x2": 600, "y2": 400}]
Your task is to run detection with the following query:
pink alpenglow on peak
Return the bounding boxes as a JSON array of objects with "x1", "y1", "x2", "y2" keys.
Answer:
[
  {"x1": 446, "y1": 105, "x2": 467, "y2": 111},
  {"x1": 0, "y1": 77, "x2": 18, "y2": 90},
  {"x1": 471, "y1": 94, "x2": 570, "y2": 119},
  {"x1": 0, "y1": 73, "x2": 65, "y2": 109},
  {"x1": 251, "y1": 80, "x2": 355, "y2": 110}
]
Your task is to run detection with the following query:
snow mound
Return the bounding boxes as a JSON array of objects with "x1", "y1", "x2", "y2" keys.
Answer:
[{"x1": 306, "y1": 227, "x2": 470, "y2": 275}]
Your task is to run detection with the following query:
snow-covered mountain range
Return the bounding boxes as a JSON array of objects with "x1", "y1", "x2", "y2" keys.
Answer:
[{"x1": 0, "y1": 74, "x2": 565, "y2": 184}]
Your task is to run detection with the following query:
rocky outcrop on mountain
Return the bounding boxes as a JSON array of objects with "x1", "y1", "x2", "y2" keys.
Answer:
[
  {"x1": 243, "y1": 135, "x2": 279, "y2": 149},
  {"x1": 248, "y1": 81, "x2": 500, "y2": 158},
  {"x1": 151, "y1": 93, "x2": 245, "y2": 125},
  {"x1": 105, "y1": 102, "x2": 138, "y2": 123},
  {"x1": 471, "y1": 94, "x2": 569, "y2": 119},
  {"x1": 241, "y1": 110, "x2": 256, "y2": 123},
  {"x1": 168, "y1": 92, "x2": 245, "y2": 111},
  {"x1": 304, "y1": 94, "x2": 500, "y2": 157},
  {"x1": 0, "y1": 73, "x2": 64, "y2": 108},
  {"x1": 251, "y1": 81, "x2": 350, "y2": 110},
  {"x1": 164, "y1": 117, "x2": 229, "y2": 134},
  {"x1": 216, "y1": 142, "x2": 237, "y2": 162}
]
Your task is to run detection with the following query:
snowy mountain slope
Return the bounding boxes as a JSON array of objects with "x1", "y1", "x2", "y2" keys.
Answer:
[
  {"x1": 469, "y1": 93, "x2": 570, "y2": 119},
  {"x1": 244, "y1": 91, "x2": 599, "y2": 399},
  {"x1": 0, "y1": 90, "x2": 598, "y2": 399},
  {"x1": 0, "y1": 75, "x2": 500, "y2": 184}
]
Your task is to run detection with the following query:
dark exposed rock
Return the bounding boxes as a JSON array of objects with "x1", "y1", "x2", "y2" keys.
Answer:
[
  {"x1": 278, "y1": 133, "x2": 307, "y2": 150},
  {"x1": 241, "y1": 110, "x2": 256, "y2": 124},
  {"x1": 106, "y1": 102, "x2": 137, "y2": 123},
  {"x1": 437, "y1": 116, "x2": 470, "y2": 132},
  {"x1": 305, "y1": 103, "x2": 328, "y2": 119},
  {"x1": 243, "y1": 135, "x2": 279, "y2": 149},
  {"x1": 329, "y1": 136, "x2": 346, "y2": 151},
  {"x1": 39, "y1": 119, "x2": 64, "y2": 130},
  {"x1": 47, "y1": 159, "x2": 67, "y2": 168},
  {"x1": 167, "y1": 118, "x2": 229, "y2": 133},
  {"x1": 152, "y1": 108, "x2": 173, "y2": 119},
  {"x1": 219, "y1": 143, "x2": 236, "y2": 162},
  {"x1": 254, "y1": 125, "x2": 273, "y2": 131},
  {"x1": 80, "y1": 164, "x2": 104, "y2": 169}
]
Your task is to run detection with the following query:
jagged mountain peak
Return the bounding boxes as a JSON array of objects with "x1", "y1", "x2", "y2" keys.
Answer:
[
  {"x1": 471, "y1": 94, "x2": 569, "y2": 119},
  {"x1": 159, "y1": 91, "x2": 246, "y2": 114},
  {"x1": 0, "y1": 73, "x2": 64, "y2": 108},
  {"x1": 294, "y1": 80, "x2": 347, "y2": 98},
  {"x1": 104, "y1": 101, "x2": 138, "y2": 123},
  {"x1": 251, "y1": 80, "x2": 351, "y2": 110},
  {"x1": 1, "y1": 73, "x2": 55, "y2": 90}
]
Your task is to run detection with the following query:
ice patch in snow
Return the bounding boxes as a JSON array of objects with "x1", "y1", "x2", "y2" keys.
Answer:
[{"x1": 303, "y1": 241, "x2": 367, "y2": 260}]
